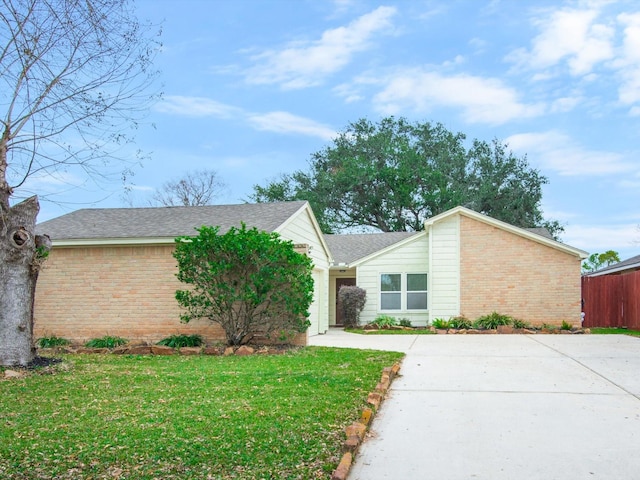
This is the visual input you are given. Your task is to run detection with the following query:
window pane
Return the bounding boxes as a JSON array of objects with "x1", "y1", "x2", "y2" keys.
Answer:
[
  {"x1": 381, "y1": 293, "x2": 401, "y2": 310},
  {"x1": 407, "y1": 292, "x2": 428, "y2": 310},
  {"x1": 381, "y1": 274, "x2": 401, "y2": 292},
  {"x1": 407, "y1": 274, "x2": 427, "y2": 291}
]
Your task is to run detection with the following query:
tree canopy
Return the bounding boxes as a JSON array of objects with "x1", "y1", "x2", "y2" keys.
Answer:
[
  {"x1": 582, "y1": 250, "x2": 621, "y2": 273},
  {"x1": 251, "y1": 117, "x2": 562, "y2": 239}
]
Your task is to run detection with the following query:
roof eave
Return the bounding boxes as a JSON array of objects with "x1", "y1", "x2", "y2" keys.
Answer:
[{"x1": 52, "y1": 237, "x2": 176, "y2": 247}]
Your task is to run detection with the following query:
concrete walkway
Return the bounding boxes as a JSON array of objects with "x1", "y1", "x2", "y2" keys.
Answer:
[{"x1": 309, "y1": 330, "x2": 640, "y2": 480}]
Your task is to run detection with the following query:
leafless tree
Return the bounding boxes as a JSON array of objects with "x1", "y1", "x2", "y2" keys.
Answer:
[
  {"x1": 150, "y1": 169, "x2": 227, "y2": 207},
  {"x1": 0, "y1": 0, "x2": 160, "y2": 366}
]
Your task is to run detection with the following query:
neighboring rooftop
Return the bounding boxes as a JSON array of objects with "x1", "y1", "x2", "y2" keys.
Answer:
[
  {"x1": 36, "y1": 201, "x2": 309, "y2": 240},
  {"x1": 587, "y1": 254, "x2": 640, "y2": 277},
  {"x1": 325, "y1": 231, "x2": 418, "y2": 265}
]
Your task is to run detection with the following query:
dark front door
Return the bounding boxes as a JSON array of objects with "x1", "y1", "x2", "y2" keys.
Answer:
[{"x1": 335, "y1": 278, "x2": 357, "y2": 326}]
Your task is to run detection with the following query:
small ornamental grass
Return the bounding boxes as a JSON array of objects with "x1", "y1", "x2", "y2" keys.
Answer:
[
  {"x1": 431, "y1": 318, "x2": 451, "y2": 329},
  {"x1": 37, "y1": 336, "x2": 70, "y2": 348},
  {"x1": 512, "y1": 318, "x2": 531, "y2": 329},
  {"x1": 473, "y1": 312, "x2": 513, "y2": 330},
  {"x1": 84, "y1": 336, "x2": 128, "y2": 349},
  {"x1": 0, "y1": 347, "x2": 403, "y2": 480},
  {"x1": 369, "y1": 314, "x2": 397, "y2": 329},
  {"x1": 156, "y1": 334, "x2": 203, "y2": 348},
  {"x1": 448, "y1": 316, "x2": 472, "y2": 330}
]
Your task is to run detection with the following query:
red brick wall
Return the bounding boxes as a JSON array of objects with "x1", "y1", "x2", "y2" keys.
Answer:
[{"x1": 459, "y1": 216, "x2": 582, "y2": 326}]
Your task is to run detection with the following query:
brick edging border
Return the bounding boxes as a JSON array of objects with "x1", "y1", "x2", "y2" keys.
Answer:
[{"x1": 330, "y1": 361, "x2": 402, "y2": 480}]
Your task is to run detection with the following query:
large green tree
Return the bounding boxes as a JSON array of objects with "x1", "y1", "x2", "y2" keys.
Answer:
[
  {"x1": 0, "y1": 0, "x2": 159, "y2": 366},
  {"x1": 174, "y1": 224, "x2": 314, "y2": 346},
  {"x1": 251, "y1": 117, "x2": 562, "y2": 238}
]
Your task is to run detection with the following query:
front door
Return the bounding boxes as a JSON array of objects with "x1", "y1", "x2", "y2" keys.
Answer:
[{"x1": 335, "y1": 278, "x2": 357, "y2": 326}]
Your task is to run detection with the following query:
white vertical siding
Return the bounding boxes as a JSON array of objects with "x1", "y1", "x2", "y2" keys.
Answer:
[
  {"x1": 277, "y1": 207, "x2": 330, "y2": 335},
  {"x1": 356, "y1": 234, "x2": 430, "y2": 326},
  {"x1": 428, "y1": 214, "x2": 460, "y2": 321}
]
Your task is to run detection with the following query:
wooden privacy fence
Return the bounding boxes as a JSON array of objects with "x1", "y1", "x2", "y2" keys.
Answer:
[{"x1": 581, "y1": 271, "x2": 640, "y2": 329}]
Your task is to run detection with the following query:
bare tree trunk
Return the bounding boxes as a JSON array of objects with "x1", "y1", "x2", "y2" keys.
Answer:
[{"x1": 0, "y1": 196, "x2": 50, "y2": 366}]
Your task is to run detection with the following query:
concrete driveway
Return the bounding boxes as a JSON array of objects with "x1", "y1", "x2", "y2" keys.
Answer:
[{"x1": 309, "y1": 330, "x2": 640, "y2": 480}]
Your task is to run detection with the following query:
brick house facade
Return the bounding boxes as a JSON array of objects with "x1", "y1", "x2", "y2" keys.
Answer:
[
  {"x1": 459, "y1": 214, "x2": 583, "y2": 325},
  {"x1": 35, "y1": 203, "x2": 587, "y2": 342}
]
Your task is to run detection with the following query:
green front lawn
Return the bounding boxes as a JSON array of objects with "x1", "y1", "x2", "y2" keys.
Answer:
[
  {"x1": 590, "y1": 327, "x2": 640, "y2": 337},
  {"x1": 0, "y1": 348, "x2": 403, "y2": 479}
]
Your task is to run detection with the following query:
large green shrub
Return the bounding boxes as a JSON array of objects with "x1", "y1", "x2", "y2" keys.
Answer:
[
  {"x1": 338, "y1": 285, "x2": 366, "y2": 328},
  {"x1": 174, "y1": 224, "x2": 314, "y2": 346}
]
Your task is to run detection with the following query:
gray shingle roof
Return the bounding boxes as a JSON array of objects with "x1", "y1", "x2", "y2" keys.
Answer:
[
  {"x1": 325, "y1": 232, "x2": 419, "y2": 265},
  {"x1": 525, "y1": 227, "x2": 553, "y2": 239},
  {"x1": 36, "y1": 201, "x2": 308, "y2": 241}
]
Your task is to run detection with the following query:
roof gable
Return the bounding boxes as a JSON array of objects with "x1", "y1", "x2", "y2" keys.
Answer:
[
  {"x1": 424, "y1": 206, "x2": 588, "y2": 259},
  {"x1": 325, "y1": 231, "x2": 422, "y2": 266},
  {"x1": 36, "y1": 201, "x2": 310, "y2": 243}
]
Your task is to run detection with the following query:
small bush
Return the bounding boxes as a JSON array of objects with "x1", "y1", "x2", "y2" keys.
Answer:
[
  {"x1": 38, "y1": 336, "x2": 70, "y2": 348},
  {"x1": 449, "y1": 316, "x2": 472, "y2": 329},
  {"x1": 157, "y1": 334, "x2": 203, "y2": 348},
  {"x1": 512, "y1": 318, "x2": 531, "y2": 329},
  {"x1": 473, "y1": 312, "x2": 513, "y2": 330},
  {"x1": 561, "y1": 320, "x2": 573, "y2": 331},
  {"x1": 338, "y1": 285, "x2": 367, "y2": 328},
  {"x1": 398, "y1": 318, "x2": 412, "y2": 328},
  {"x1": 370, "y1": 315, "x2": 397, "y2": 329},
  {"x1": 431, "y1": 318, "x2": 451, "y2": 329},
  {"x1": 85, "y1": 336, "x2": 128, "y2": 349},
  {"x1": 541, "y1": 323, "x2": 557, "y2": 331}
]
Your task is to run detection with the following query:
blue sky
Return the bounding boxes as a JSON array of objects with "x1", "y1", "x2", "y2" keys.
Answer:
[{"x1": 32, "y1": 0, "x2": 640, "y2": 260}]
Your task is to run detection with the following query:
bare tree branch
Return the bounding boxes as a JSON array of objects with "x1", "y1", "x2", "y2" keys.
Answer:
[{"x1": 150, "y1": 169, "x2": 228, "y2": 207}]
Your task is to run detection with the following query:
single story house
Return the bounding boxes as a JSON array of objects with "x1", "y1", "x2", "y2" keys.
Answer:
[
  {"x1": 34, "y1": 201, "x2": 332, "y2": 344},
  {"x1": 35, "y1": 202, "x2": 588, "y2": 344}
]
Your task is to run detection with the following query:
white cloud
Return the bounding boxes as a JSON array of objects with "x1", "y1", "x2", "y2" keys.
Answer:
[
  {"x1": 562, "y1": 223, "x2": 640, "y2": 253},
  {"x1": 155, "y1": 96, "x2": 241, "y2": 118},
  {"x1": 245, "y1": 6, "x2": 397, "y2": 89},
  {"x1": 615, "y1": 12, "x2": 640, "y2": 107},
  {"x1": 372, "y1": 69, "x2": 544, "y2": 125},
  {"x1": 247, "y1": 111, "x2": 336, "y2": 140},
  {"x1": 505, "y1": 130, "x2": 634, "y2": 176},
  {"x1": 506, "y1": 6, "x2": 614, "y2": 76},
  {"x1": 156, "y1": 95, "x2": 334, "y2": 141},
  {"x1": 332, "y1": 83, "x2": 364, "y2": 103}
]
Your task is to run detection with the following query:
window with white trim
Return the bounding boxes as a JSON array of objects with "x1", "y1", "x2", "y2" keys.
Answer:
[
  {"x1": 407, "y1": 273, "x2": 428, "y2": 310},
  {"x1": 380, "y1": 273, "x2": 428, "y2": 311}
]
